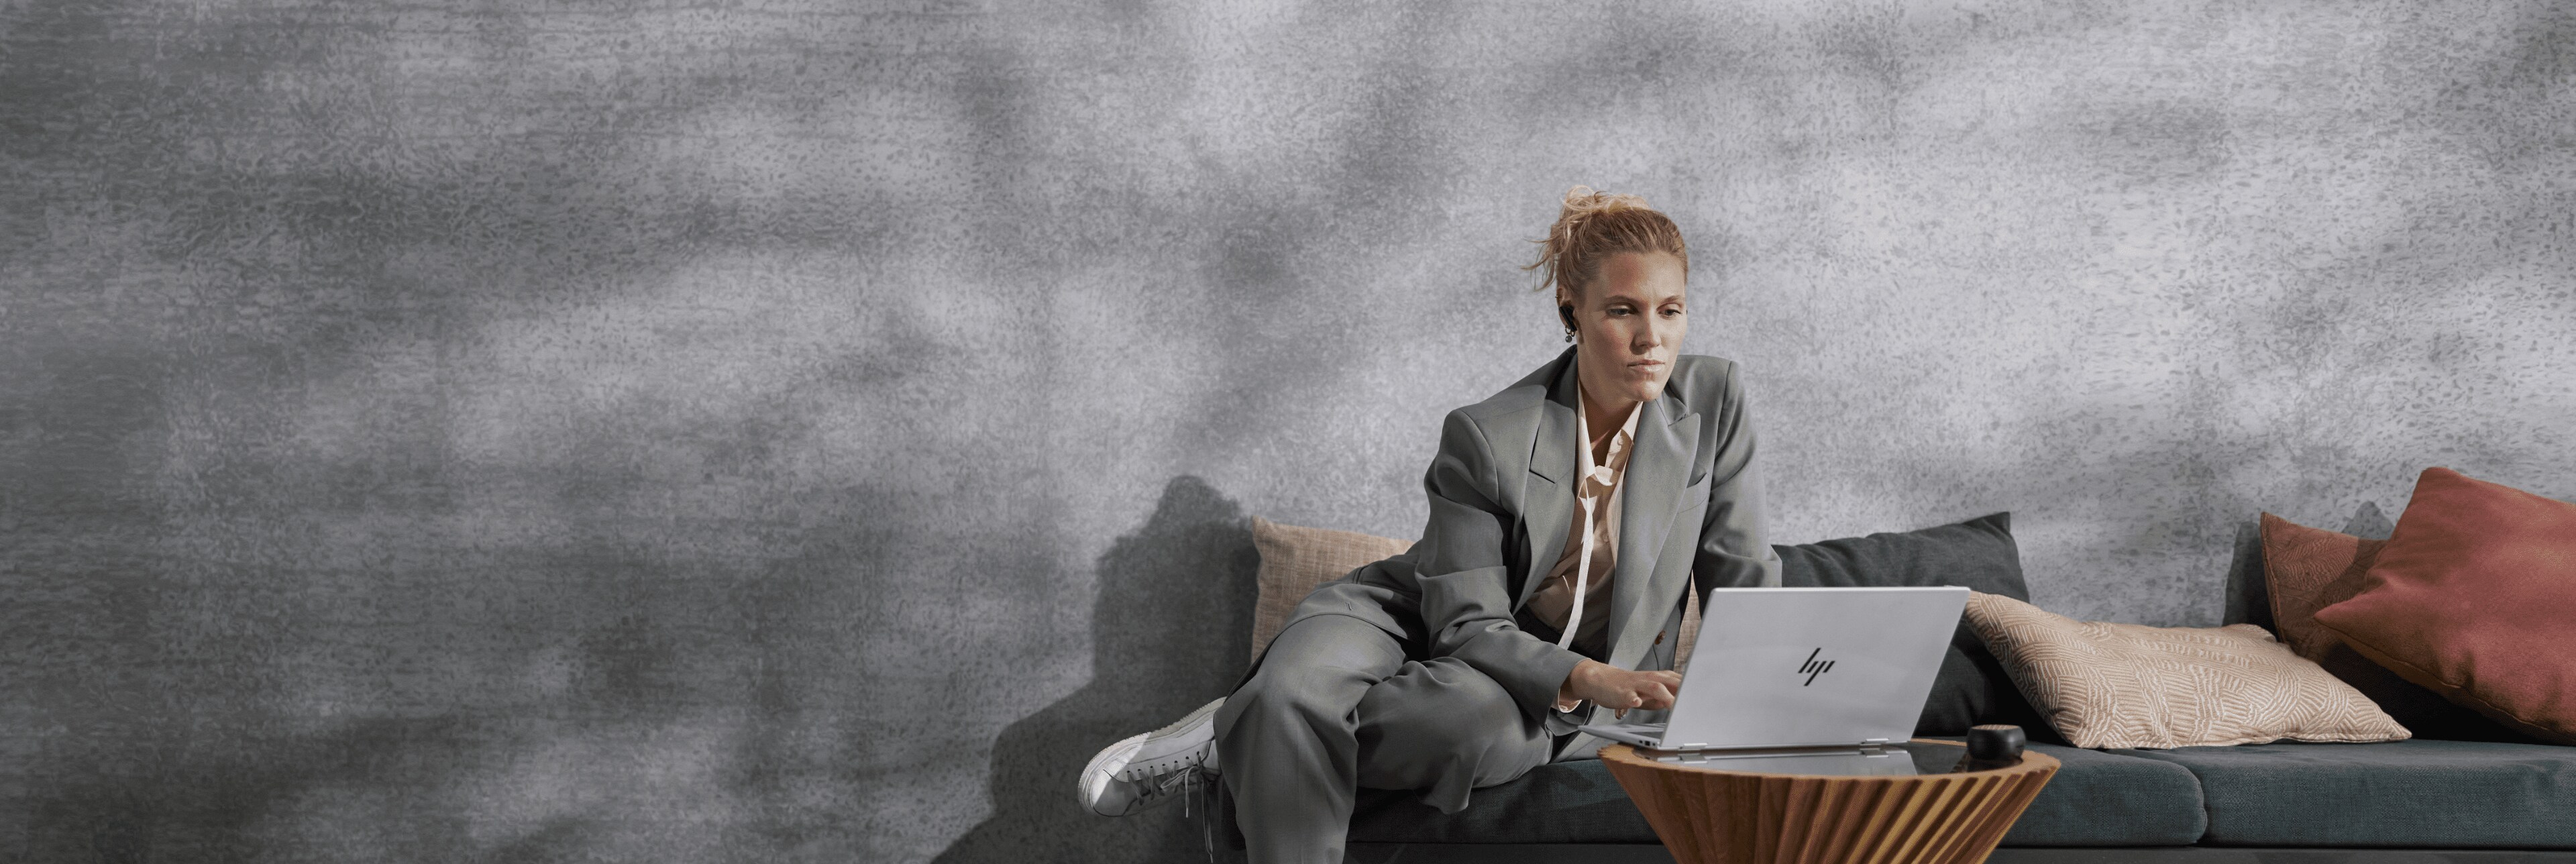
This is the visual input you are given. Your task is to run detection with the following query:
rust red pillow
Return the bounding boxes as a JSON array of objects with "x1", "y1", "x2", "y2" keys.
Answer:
[
  {"x1": 2260, "y1": 512, "x2": 2385, "y2": 662},
  {"x1": 2262, "y1": 512, "x2": 2536, "y2": 741},
  {"x1": 2312, "y1": 468, "x2": 2576, "y2": 745}
]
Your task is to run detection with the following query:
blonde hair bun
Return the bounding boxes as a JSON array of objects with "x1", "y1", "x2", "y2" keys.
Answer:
[
  {"x1": 1558, "y1": 185, "x2": 1653, "y2": 219},
  {"x1": 1525, "y1": 185, "x2": 1688, "y2": 298}
]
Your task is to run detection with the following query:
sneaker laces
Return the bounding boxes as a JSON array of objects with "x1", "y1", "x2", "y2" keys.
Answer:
[
  {"x1": 1132, "y1": 760, "x2": 1217, "y2": 861},
  {"x1": 1131, "y1": 760, "x2": 1208, "y2": 810},
  {"x1": 1100, "y1": 699, "x2": 1226, "y2": 861}
]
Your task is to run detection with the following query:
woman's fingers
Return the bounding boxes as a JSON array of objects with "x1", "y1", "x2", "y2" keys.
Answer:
[
  {"x1": 1582, "y1": 668, "x2": 1685, "y2": 714},
  {"x1": 1623, "y1": 682, "x2": 1670, "y2": 709}
]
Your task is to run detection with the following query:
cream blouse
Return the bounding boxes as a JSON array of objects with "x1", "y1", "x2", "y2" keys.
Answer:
[{"x1": 1523, "y1": 391, "x2": 1641, "y2": 660}]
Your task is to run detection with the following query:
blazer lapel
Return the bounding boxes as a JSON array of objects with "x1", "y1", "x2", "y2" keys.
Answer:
[
  {"x1": 1517, "y1": 361, "x2": 1582, "y2": 610},
  {"x1": 1605, "y1": 394, "x2": 1701, "y2": 671}
]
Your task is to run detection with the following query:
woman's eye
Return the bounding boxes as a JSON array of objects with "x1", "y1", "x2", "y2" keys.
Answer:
[
  {"x1": 1662, "y1": 307, "x2": 1684, "y2": 317},
  {"x1": 1608, "y1": 307, "x2": 1633, "y2": 317}
]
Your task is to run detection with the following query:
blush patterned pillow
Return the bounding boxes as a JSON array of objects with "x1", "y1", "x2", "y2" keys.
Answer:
[
  {"x1": 1248, "y1": 517, "x2": 1414, "y2": 662},
  {"x1": 1966, "y1": 592, "x2": 2409, "y2": 749}
]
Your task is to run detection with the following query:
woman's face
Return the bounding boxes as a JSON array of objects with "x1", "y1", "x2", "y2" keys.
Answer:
[{"x1": 1561, "y1": 251, "x2": 1688, "y2": 407}]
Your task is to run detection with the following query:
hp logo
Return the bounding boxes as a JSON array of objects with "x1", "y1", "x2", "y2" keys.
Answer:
[{"x1": 1796, "y1": 648, "x2": 1835, "y2": 686}]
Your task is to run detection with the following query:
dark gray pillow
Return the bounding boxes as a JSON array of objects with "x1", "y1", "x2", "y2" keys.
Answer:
[{"x1": 1774, "y1": 512, "x2": 2051, "y2": 739}]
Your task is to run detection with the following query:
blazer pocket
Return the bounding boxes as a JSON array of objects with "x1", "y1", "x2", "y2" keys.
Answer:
[{"x1": 1672, "y1": 478, "x2": 1713, "y2": 526}]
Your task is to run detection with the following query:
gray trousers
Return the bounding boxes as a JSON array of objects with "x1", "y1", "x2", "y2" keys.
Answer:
[{"x1": 1215, "y1": 614, "x2": 1558, "y2": 864}]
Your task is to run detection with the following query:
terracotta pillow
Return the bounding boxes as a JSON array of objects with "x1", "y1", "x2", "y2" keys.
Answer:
[
  {"x1": 1248, "y1": 517, "x2": 1413, "y2": 661},
  {"x1": 2311, "y1": 468, "x2": 2576, "y2": 745},
  {"x1": 1966, "y1": 592, "x2": 2409, "y2": 749},
  {"x1": 2261, "y1": 511, "x2": 2537, "y2": 741},
  {"x1": 2260, "y1": 512, "x2": 2388, "y2": 661}
]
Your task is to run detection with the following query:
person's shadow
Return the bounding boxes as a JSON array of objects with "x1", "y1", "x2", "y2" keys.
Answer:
[{"x1": 934, "y1": 476, "x2": 1260, "y2": 864}]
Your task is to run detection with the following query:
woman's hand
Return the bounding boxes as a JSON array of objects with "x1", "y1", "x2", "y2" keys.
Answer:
[{"x1": 1558, "y1": 659, "x2": 1682, "y2": 718}]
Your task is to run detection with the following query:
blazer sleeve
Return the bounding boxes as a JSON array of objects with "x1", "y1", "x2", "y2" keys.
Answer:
[
  {"x1": 1412, "y1": 408, "x2": 1591, "y2": 719},
  {"x1": 1695, "y1": 363, "x2": 1783, "y2": 593}
]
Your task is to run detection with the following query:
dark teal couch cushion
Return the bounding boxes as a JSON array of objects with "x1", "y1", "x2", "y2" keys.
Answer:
[
  {"x1": 1348, "y1": 760, "x2": 1652, "y2": 844},
  {"x1": 1346, "y1": 741, "x2": 2205, "y2": 847},
  {"x1": 2127, "y1": 740, "x2": 2576, "y2": 848},
  {"x1": 1996, "y1": 741, "x2": 2207, "y2": 846}
]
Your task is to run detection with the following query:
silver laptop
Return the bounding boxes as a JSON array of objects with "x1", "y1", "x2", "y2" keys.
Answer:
[{"x1": 1579, "y1": 586, "x2": 1968, "y2": 761}]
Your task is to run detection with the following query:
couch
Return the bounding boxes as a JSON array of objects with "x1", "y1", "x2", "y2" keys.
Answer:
[{"x1": 1232, "y1": 513, "x2": 2576, "y2": 863}]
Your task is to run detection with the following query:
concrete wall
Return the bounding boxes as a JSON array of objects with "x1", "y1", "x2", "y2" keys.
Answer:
[{"x1": 4, "y1": 1, "x2": 2570, "y2": 861}]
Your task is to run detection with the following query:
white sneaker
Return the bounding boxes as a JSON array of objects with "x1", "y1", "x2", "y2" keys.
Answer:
[{"x1": 1077, "y1": 697, "x2": 1225, "y2": 817}]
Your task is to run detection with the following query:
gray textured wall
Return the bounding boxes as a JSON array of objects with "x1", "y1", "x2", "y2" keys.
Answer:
[{"x1": 5, "y1": 1, "x2": 2572, "y2": 862}]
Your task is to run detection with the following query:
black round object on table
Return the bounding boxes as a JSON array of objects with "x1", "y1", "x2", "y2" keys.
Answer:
[{"x1": 1963, "y1": 724, "x2": 2027, "y2": 771}]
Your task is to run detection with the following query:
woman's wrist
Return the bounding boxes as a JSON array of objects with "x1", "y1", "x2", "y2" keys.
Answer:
[{"x1": 1556, "y1": 659, "x2": 1601, "y2": 710}]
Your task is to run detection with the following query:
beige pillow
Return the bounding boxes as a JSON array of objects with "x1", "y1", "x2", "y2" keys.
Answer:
[
  {"x1": 1966, "y1": 592, "x2": 2409, "y2": 749},
  {"x1": 1250, "y1": 517, "x2": 1413, "y2": 661}
]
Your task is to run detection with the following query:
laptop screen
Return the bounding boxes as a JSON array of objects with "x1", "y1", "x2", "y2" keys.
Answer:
[{"x1": 1647, "y1": 586, "x2": 1968, "y2": 750}]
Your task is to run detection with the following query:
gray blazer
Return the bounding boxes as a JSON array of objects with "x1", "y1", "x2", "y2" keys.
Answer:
[{"x1": 1283, "y1": 346, "x2": 1781, "y2": 734}]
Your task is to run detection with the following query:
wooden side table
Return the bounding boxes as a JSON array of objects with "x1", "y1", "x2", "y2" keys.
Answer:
[{"x1": 1600, "y1": 740, "x2": 2058, "y2": 864}]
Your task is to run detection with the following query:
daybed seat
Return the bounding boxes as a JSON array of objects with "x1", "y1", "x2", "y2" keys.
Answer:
[{"x1": 1341, "y1": 738, "x2": 2576, "y2": 854}]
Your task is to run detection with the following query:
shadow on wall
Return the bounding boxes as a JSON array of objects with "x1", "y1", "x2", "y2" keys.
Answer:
[{"x1": 936, "y1": 476, "x2": 1261, "y2": 864}]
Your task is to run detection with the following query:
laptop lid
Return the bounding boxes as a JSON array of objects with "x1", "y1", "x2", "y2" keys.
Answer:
[{"x1": 1642, "y1": 586, "x2": 1968, "y2": 751}]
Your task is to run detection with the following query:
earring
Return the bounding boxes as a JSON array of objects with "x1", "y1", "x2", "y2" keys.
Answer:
[{"x1": 1563, "y1": 329, "x2": 1576, "y2": 343}]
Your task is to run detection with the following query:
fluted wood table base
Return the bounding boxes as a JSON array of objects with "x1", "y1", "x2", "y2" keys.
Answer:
[{"x1": 1600, "y1": 741, "x2": 2058, "y2": 864}]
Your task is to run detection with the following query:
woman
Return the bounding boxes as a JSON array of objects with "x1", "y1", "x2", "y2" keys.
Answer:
[{"x1": 1079, "y1": 188, "x2": 1778, "y2": 864}]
